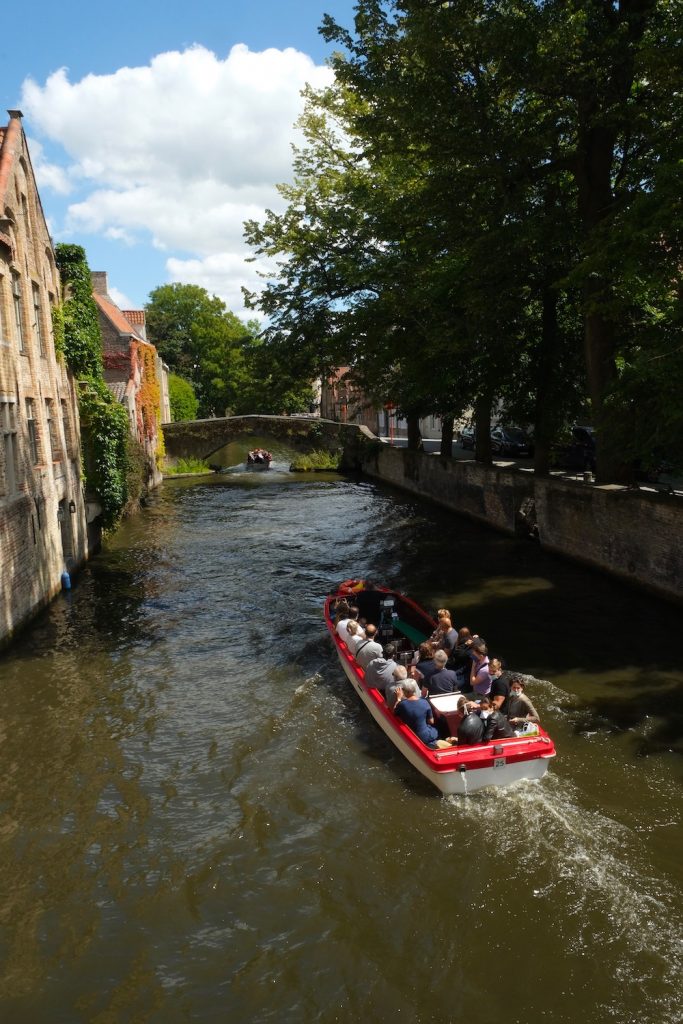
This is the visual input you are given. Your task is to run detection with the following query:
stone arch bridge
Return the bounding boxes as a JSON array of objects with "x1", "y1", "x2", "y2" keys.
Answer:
[{"x1": 162, "y1": 415, "x2": 375, "y2": 467}]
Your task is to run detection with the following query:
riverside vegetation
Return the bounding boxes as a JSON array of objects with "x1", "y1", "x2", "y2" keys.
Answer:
[
  {"x1": 289, "y1": 449, "x2": 342, "y2": 472},
  {"x1": 244, "y1": 0, "x2": 682, "y2": 483}
]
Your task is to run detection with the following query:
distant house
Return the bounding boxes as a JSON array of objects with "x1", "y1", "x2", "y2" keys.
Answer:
[
  {"x1": 319, "y1": 368, "x2": 380, "y2": 433},
  {"x1": 0, "y1": 110, "x2": 87, "y2": 645},
  {"x1": 91, "y1": 272, "x2": 170, "y2": 488},
  {"x1": 319, "y1": 367, "x2": 443, "y2": 441}
]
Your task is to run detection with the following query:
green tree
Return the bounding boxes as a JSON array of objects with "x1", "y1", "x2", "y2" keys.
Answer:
[
  {"x1": 144, "y1": 283, "x2": 225, "y2": 378},
  {"x1": 168, "y1": 373, "x2": 199, "y2": 421},
  {"x1": 146, "y1": 282, "x2": 315, "y2": 417}
]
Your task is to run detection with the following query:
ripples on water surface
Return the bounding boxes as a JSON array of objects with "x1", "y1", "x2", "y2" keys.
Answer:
[{"x1": 0, "y1": 469, "x2": 681, "y2": 1024}]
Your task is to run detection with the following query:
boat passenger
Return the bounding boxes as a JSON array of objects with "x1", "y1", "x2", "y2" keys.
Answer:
[
  {"x1": 452, "y1": 701, "x2": 485, "y2": 745},
  {"x1": 386, "y1": 665, "x2": 408, "y2": 710},
  {"x1": 438, "y1": 694, "x2": 470, "y2": 740},
  {"x1": 412, "y1": 642, "x2": 439, "y2": 684},
  {"x1": 354, "y1": 624, "x2": 384, "y2": 669},
  {"x1": 478, "y1": 696, "x2": 515, "y2": 741},
  {"x1": 423, "y1": 650, "x2": 460, "y2": 696},
  {"x1": 470, "y1": 642, "x2": 492, "y2": 697},
  {"x1": 507, "y1": 678, "x2": 540, "y2": 725},
  {"x1": 437, "y1": 615, "x2": 459, "y2": 655},
  {"x1": 447, "y1": 627, "x2": 483, "y2": 682},
  {"x1": 429, "y1": 613, "x2": 457, "y2": 650},
  {"x1": 394, "y1": 679, "x2": 441, "y2": 748},
  {"x1": 345, "y1": 620, "x2": 367, "y2": 654},
  {"x1": 332, "y1": 597, "x2": 351, "y2": 625},
  {"x1": 364, "y1": 643, "x2": 399, "y2": 690},
  {"x1": 428, "y1": 609, "x2": 452, "y2": 640},
  {"x1": 336, "y1": 605, "x2": 362, "y2": 640},
  {"x1": 488, "y1": 657, "x2": 511, "y2": 715}
]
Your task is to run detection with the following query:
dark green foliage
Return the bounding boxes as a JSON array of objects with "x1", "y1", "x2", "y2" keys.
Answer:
[
  {"x1": 123, "y1": 434, "x2": 148, "y2": 513},
  {"x1": 168, "y1": 373, "x2": 199, "y2": 422},
  {"x1": 55, "y1": 244, "x2": 131, "y2": 528},
  {"x1": 245, "y1": 0, "x2": 681, "y2": 479},
  {"x1": 78, "y1": 379, "x2": 130, "y2": 528},
  {"x1": 55, "y1": 244, "x2": 104, "y2": 377},
  {"x1": 146, "y1": 283, "x2": 314, "y2": 417}
]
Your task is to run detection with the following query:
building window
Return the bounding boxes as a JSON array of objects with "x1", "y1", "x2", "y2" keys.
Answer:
[
  {"x1": 25, "y1": 398, "x2": 39, "y2": 464},
  {"x1": 61, "y1": 399, "x2": 71, "y2": 456},
  {"x1": 12, "y1": 273, "x2": 24, "y2": 352},
  {"x1": 45, "y1": 399, "x2": 59, "y2": 461},
  {"x1": 32, "y1": 283, "x2": 45, "y2": 357},
  {"x1": 1, "y1": 400, "x2": 18, "y2": 495}
]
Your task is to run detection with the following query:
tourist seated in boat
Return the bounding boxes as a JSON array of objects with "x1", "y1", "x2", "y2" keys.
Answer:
[
  {"x1": 336, "y1": 605, "x2": 362, "y2": 640},
  {"x1": 386, "y1": 664, "x2": 408, "y2": 710},
  {"x1": 332, "y1": 597, "x2": 351, "y2": 625},
  {"x1": 488, "y1": 657, "x2": 511, "y2": 715},
  {"x1": 447, "y1": 627, "x2": 483, "y2": 679},
  {"x1": 247, "y1": 447, "x2": 271, "y2": 464},
  {"x1": 394, "y1": 679, "x2": 443, "y2": 748},
  {"x1": 435, "y1": 614, "x2": 459, "y2": 655},
  {"x1": 364, "y1": 643, "x2": 399, "y2": 690},
  {"x1": 429, "y1": 611, "x2": 457, "y2": 650},
  {"x1": 429, "y1": 609, "x2": 451, "y2": 637},
  {"x1": 507, "y1": 677, "x2": 540, "y2": 725},
  {"x1": 422, "y1": 649, "x2": 461, "y2": 696},
  {"x1": 451, "y1": 700, "x2": 485, "y2": 745},
  {"x1": 435, "y1": 694, "x2": 471, "y2": 739},
  {"x1": 411, "y1": 642, "x2": 438, "y2": 685},
  {"x1": 470, "y1": 642, "x2": 492, "y2": 697},
  {"x1": 478, "y1": 696, "x2": 516, "y2": 741},
  {"x1": 345, "y1": 620, "x2": 367, "y2": 655},
  {"x1": 354, "y1": 624, "x2": 384, "y2": 669}
]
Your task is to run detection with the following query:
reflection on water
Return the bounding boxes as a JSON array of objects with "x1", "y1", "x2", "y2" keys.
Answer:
[{"x1": 0, "y1": 473, "x2": 681, "y2": 1023}]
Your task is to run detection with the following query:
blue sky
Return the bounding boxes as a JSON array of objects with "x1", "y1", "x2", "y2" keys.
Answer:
[{"x1": 2, "y1": 0, "x2": 357, "y2": 315}]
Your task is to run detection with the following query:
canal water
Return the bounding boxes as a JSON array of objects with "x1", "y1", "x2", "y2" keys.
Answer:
[{"x1": 1, "y1": 445, "x2": 681, "y2": 1024}]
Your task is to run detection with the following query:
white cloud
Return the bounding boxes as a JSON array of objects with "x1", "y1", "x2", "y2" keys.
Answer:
[
  {"x1": 21, "y1": 44, "x2": 333, "y2": 313},
  {"x1": 166, "y1": 251, "x2": 270, "y2": 319},
  {"x1": 108, "y1": 285, "x2": 134, "y2": 309},
  {"x1": 26, "y1": 136, "x2": 73, "y2": 195}
]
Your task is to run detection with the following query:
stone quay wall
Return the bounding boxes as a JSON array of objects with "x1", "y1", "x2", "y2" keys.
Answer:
[
  {"x1": 353, "y1": 440, "x2": 683, "y2": 604},
  {"x1": 162, "y1": 417, "x2": 682, "y2": 603}
]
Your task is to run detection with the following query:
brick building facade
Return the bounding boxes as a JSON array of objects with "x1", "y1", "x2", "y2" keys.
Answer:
[
  {"x1": 91, "y1": 272, "x2": 170, "y2": 491},
  {"x1": 0, "y1": 110, "x2": 87, "y2": 645},
  {"x1": 319, "y1": 368, "x2": 443, "y2": 441}
]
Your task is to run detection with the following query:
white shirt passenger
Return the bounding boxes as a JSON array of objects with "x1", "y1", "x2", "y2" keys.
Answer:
[
  {"x1": 347, "y1": 632, "x2": 368, "y2": 655},
  {"x1": 337, "y1": 617, "x2": 365, "y2": 641}
]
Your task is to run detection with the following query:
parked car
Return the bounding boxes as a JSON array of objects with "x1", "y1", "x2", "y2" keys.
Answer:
[
  {"x1": 552, "y1": 425, "x2": 596, "y2": 473},
  {"x1": 490, "y1": 426, "x2": 534, "y2": 457},
  {"x1": 459, "y1": 426, "x2": 475, "y2": 449}
]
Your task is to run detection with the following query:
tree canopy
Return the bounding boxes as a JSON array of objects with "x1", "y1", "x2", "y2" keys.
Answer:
[
  {"x1": 244, "y1": 0, "x2": 682, "y2": 479},
  {"x1": 145, "y1": 283, "x2": 315, "y2": 418}
]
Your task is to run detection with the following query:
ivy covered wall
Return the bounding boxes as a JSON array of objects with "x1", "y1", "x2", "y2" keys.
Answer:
[{"x1": 55, "y1": 244, "x2": 132, "y2": 529}]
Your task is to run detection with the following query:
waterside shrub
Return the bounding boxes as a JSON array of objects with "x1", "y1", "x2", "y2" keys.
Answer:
[
  {"x1": 289, "y1": 449, "x2": 342, "y2": 472},
  {"x1": 164, "y1": 457, "x2": 213, "y2": 475}
]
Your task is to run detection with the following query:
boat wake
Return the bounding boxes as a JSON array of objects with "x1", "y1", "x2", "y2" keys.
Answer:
[{"x1": 443, "y1": 772, "x2": 683, "y2": 1024}]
